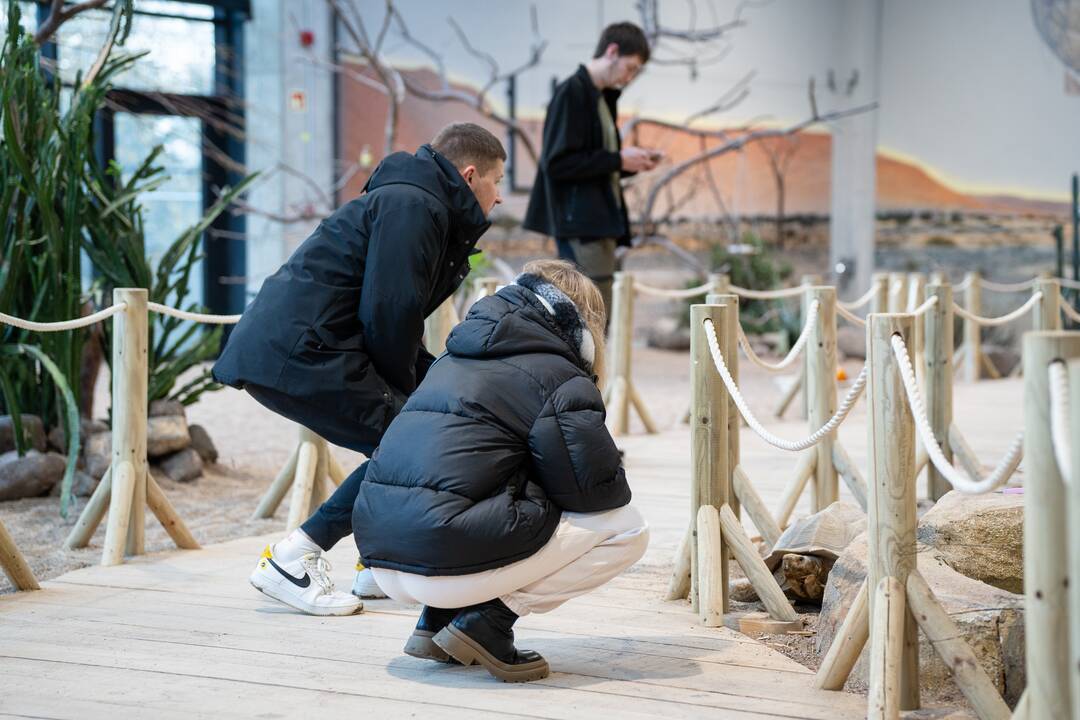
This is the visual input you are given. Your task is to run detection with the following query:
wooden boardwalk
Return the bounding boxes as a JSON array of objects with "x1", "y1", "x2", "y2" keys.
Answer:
[{"x1": 0, "y1": 348, "x2": 1022, "y2": 718}]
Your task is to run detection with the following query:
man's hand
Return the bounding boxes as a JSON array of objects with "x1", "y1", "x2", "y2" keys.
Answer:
[{"x1": 620, "y1": 146, "x2": 659, "y2": 173}]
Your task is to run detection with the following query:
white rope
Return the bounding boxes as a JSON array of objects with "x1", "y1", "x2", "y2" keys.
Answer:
[
  {"x1": 1048, "y1": 361, "x2": 1072, "y2": 486},
  {"x1": 704, "y1": 318, "x2": 867, "y2": 451},
  {"x1": 729, "y1": 284, "x2": 805, "y2": 300},
  {"x1": 736, "y1": 301, "x2": 819, "y2": 374},
  {"x1": 147, "y1": 303, "x2": 242, "y2": 325},
  {"x1": 1060, "y1": 277, "x2": 1080, "y2": 290},
  {"x1": 891, "y1": 334, "x2": 1022, "y2": 494},
  {"x1": 954, "y1": 276, "x2": 972, "y2": 292},
  {"x1": 978, "y1": 277, "x2": 1035, "y2": 293},
  {"x1": 910, "y1": 296, "x2": 939, "y2": 317},
  {"x1": 839, "y1": 285, "x2": 877, "y2": 311},
  {"x1": 634, "y1": 281, "x2": 714, "y2": 300},
  {"x1": 836, "y1": 303, "x2": 866, "y2": 327},
  {"x1": 0, "y1": 304, "x2": 127, "y2": 332},
  {"x1": 1062, "y1": 300, "x2": 1080, "y2": 325},
  {"x1": 952, "y1": 292, "x2": 1042, "y2": 327}
]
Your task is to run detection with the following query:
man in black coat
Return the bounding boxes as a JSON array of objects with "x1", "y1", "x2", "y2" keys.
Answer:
[
  {"x1": 220, "y1": 123, "x2": 506, "y2": 616},
  {"x1": 523, "y1": 22, "x2": 660, "y2": 317}
]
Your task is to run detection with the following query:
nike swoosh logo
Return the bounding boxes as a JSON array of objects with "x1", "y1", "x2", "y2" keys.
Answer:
[{"x1": 268, "y1": 557, "x2": 311, "y2": 588}]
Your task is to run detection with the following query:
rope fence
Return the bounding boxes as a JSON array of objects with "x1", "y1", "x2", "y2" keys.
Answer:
[
  {"x1": 736, "y1": 301, "x2": 818, "y2": 374},
  {"x1": 952, "y1": 292, "x2": 1042, "y2": 326}
]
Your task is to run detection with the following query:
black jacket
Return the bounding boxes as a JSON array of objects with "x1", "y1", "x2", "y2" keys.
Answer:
[
  {"x1": 523, "y1": 65, "x2": 633, "y2": 245},
  {"x1": 352, "y1": 283, "x2": 631, "y2": 576},
  {"x1": 212, "y1": 145, "x2": 490, "y2": 454}
]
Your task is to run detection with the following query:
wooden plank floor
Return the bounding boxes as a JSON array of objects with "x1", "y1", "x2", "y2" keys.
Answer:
[{"x1": 0, "y1": 347, "x2": 1023, "y2": 719}]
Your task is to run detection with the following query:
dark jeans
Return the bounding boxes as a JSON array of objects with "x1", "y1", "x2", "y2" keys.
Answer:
[
  {"x1": 556, "y1": 237, "x2": 616, "y2": 327},
  {"x1": 301, "y1": 460, "x2": 368, "y2": 550}
]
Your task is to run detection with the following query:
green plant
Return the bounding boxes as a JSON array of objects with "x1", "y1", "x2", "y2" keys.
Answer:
[
  {"x1": 702, "y1": 232, "x2": 797, "y2": 337},
  {"x1": 0, "y1": 0, "x2": 253, "y2": 514}
]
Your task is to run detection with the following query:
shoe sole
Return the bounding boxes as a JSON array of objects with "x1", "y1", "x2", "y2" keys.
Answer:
[
  {"x1": 433, "y1": 625, "x2": 550, "y2": 682},
  {"x1": 249, "y1": 576, "x2": 363, "y2": 617},
  {"x1": 403, "y1": 629, "x2": 462, "y2": 663}
]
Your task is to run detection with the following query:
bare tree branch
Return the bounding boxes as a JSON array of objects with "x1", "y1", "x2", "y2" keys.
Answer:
[
  {"x1": 34, "y1": 0, "x2": 109, "y2": 45},
  {"x1": 683, "y1": 69, "x2": 756, "y2": 125}
]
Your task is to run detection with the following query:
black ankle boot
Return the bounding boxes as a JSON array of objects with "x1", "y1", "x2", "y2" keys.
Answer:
[
  {"x1": 433, "y1": 599, "x2": 550, "y2": 682},
  {"x1": 404, "y1": 606, "x2": 460, "y2": 663}
]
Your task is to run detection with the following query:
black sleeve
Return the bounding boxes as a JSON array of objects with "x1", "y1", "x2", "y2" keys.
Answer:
[
  {"x1": 526, "y1": 375, "x2": 631, "y2": 512},
  {"x1": 359, "y1": 204, "x2": 442, "y2": 395},
  {"x1": 541, "y1": 85, "x2": 622, "y2": 183}
]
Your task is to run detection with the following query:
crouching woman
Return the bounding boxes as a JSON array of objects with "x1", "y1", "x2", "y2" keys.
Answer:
[{"x1": 352, "y1": 259, "x2": 649, "y2": 682}]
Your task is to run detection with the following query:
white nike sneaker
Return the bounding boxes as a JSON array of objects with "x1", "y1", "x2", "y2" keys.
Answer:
[
  {"x1": 250, "y1": 545, "x2": 363, "y2": 616},
  {"x1": 352, "y1": 562, "x2": 388, "y2": 599}
]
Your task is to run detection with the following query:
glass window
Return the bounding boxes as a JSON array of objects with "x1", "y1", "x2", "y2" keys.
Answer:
[
  {"x1": 56, "y1": 7, "x2": 215, "y2": 94},
  {"x1": 114, "y1": 113, "x2": 205, "y2": 305},
  {"x1": 0, "y1": 1, "x2": 37, "y2": 35}
]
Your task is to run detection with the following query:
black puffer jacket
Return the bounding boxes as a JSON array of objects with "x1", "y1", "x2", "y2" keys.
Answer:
[
  {"x1": 352, "y1": 276, "x2": 631, "y2": 576},
  {"x1": 212, "y1": 145, "x2": 489, "y2": 454}
]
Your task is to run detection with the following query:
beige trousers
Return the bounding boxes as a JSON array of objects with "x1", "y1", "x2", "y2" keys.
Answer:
[{"x1": 371, "y1": 504, "x2": 648, "y2": 616}]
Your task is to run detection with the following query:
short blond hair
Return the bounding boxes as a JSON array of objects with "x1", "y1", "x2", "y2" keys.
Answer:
[{"x1": 521, "y1": 259, "x2": 607, "y2": 389}]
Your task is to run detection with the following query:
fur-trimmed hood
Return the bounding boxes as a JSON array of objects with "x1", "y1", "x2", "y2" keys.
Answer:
[{"x1": 444, "y1": 277, "x2": 595, "y2": 375}]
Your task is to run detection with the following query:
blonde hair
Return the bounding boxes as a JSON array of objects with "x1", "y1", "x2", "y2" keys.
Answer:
[{"x1": 521, "y1": 259, "x2": 607, "y2": 389}]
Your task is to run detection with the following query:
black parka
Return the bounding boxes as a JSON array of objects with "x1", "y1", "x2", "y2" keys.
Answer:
[
  {"x1": 352, "y1": 283, "x2": 631, "y2": 576},
  {"x1": 212, "y1": 146, "x2": 489, "y2": 454},
  {"x1": 523, "y1": 65, "x2": 632, "y2": 245}
]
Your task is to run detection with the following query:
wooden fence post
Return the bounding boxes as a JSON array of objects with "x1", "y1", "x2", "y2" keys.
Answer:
[
  {"x1": 923, "y1": 283, "x2": 954, "y2": 502},
  {"x1": 962, "y1": 271, "x2": 982, "y2": 382},
  {"x1": 103, "y1": 288, "x2": 149, "y2": 566},
  {"x1": 709, "y1": 272, "x2": 730, "y2": 296},
  {"x1": 806, "y1": 286, "x2": 838, "y2": 511},
  {"x1": 1033, "y1": 278, "x2": 1062, "y2": 332},
  {"x1": 716, "y1": 294, "x2": 741, "y2": 519},
  {"x1": 1068, "y1": 356, "x2": 1080, "y2": 717},
  {"x1": 689, "y1": 303, "x2": 728, "y2": 615},
  {"x1": 866, "y1": 313, "x2": 920, "y2": 711},
  {"x1": 800, "y1": 273, "x2": 823, "y2": 421},
  {"x1": 423, "y1": 295, "x2": 458, "y2": 355},
  {"x1": 1022, "y1": 331, "x2": 1080, "y2": 719},
  {"x1": 887, "y1": 273, "x2": 907, "y2": 313},
  {"x1": 908, "y1": 273, "x2": 927, "y2": 377},
  {"x1": 870, "y1": 273, "x2": 890, "y2": 315},
  {"x1": 0, "y1": 519, "x2": 39, "y2": 591},
  {"x1": 608, "y1": 272, "x2": 634, "y2": 435}
]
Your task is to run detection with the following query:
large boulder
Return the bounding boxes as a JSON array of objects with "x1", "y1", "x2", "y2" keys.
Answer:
[
  {"x1": 836, "y1": 325, "x2": 867, "y2": 360},
  {"x1": 0, "y1": 449, "x2": 66, "y2": 500},
  {"x1": 0, "y1": 415, "x2": 46, "y2": 454},
  {"x1": 816, "y1": 534, "x2": 1025, "y2": 707},
  {"x1": 83, "y1": 431, "x2": 112, "y2": 479},
  {"x1": 47, "y1": 417, "x2": 109, "y2": 453},
  {"x1": 147, "y1": 414, "x2": 190, "y2": 458},
  {"x1": 918, "y1": 490, "x2": 1023, "y2": 594},
  {"x1": 188, "y1": 424, "x2": 218, "y2": 464},
  {"x1": 159, "y1": 447, "x2": 203, "y2": 483},
  {"x1": 149, "y1": 399, "x2": 186, "y2": 418}
]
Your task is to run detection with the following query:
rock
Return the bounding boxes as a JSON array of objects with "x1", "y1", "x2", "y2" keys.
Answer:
[
  {"x1": 47, "y1": 417, "x2": 110, "y2": 452},
  {"x1": 646, "y1": 324, "x2": 692, "y2": 351},
  {"x1": 982, "y1": 344, "x2": 1020, "y2": 378},
  {"x1": 816, "y1": 533, "x2": 1025, "y2": 706},
  {"x1": 159, "y1": 447, "x2": 203, "y2": 483},
  {"x1": 48, "y1": 469, "x2": 100, "y2": 498},
  {"x1": 730, "y1": 578, "x2": 760, "y2": 603},
  {"x1": 0, "y1": 449, "x2": 66, "y2": 500},
  {"x1": 83, "y1": 431, "x2": 112, "y2": 479},
  {"x1": 147, "y1": 414, "x2": 190, "y2": 458},
  {"x1": 0, "y1": 415, "x2": 46, "y2": 454},
  {"x1": 149, "y1": 399, "x2": 186, "y2": 418},
  {"x1": 918, "y1": 490, "x2": 1023, "y2": 594},
  {"x1": 188, "y1": 424, "x2": 218, "y2": 464},
  {"x1": 836, "y1": 325, "x2": 867, "y2": 360}
]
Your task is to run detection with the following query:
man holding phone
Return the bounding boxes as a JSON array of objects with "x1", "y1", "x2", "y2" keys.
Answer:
[{"x1": 524, "y1": 22, "x2": 660, "y2": 318}]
